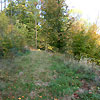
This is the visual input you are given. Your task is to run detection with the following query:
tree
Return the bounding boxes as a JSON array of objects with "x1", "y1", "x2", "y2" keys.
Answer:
[
  {"x1": 70, "y1": 20, "x2": 99, "y2": 61},
  {"x1": 27, "y1": 0, "x2": 40, "y2": 48},
  {"x1": 4, "y1": 0, "x2": 6, "y2": 9},
  {"x1": 41, "y1": 0, "x2": 71, "y2": 52},
  {"x1": 71, "y1": 31, "x2": 88, "y2": 60},
  {"x1": 0, "y1": 0, "x2": 2, "y2": 12},
  {"x1": 0, "y1": 13, "x2": 9, "y2": 36}
]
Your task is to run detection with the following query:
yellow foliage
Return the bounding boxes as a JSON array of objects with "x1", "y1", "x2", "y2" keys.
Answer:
[
  {"x1": 23, "y1": 7, "x2": 26, "y2": 9},
  {"x1": 29, "y1": 12, "x2": 33, "y2": 14},
  {"x1": 67, "y1": 50, "x2": 73, "y2": 54},
  {"x1": 97, "y1": 40, "x2": 100, "y2": 46},
  {"x1": 54, "y1": 98, "x2": 58, "y2": 100},
  {"x1": 18, "y1": 97, "x2": 21, "y2": 100},
  {"x1": 69, "y1": 8, "x2": 83, "y2": 15},
  {"x1": 6, "y1": 24, "x2": 14, "y2": 34},
  {"x1": 21, "y1": 5, "x2": 25, "y2": 7},
  {"x1": 48, "y1": 46, "x2": 53, "y2": 50},
  {"x1": 6, "y1": 8, "x2": 9, "y2": 10}
]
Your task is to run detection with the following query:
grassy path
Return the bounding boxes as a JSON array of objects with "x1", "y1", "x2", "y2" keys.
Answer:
[{"x1": 0, "y1": 51, "x2": 100, "y2": 100}]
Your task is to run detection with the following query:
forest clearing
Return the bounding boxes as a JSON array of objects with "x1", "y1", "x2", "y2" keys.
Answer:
[
  {"x1": 0, "y1": 0, "x2": 100, "y2": 99},
  {"x1": 0, "y1": 51, "x2": 100, "y2": 100}
]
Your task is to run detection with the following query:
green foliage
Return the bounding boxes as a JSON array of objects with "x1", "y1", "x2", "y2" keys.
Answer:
[
  {"x1": 0, "y1": 14, "x2": 28, "y2": 58},
  {"x1": 40, "y1": 0, "x2": 72, "y2": 52},
  {"x1": 0, "y1": 13, "x2": 9, "y2": 35},
  {"x1": 1, "y1": 0, "x2": 100, "y2": 64},
  {"x1": 72, "y1": 31, "x2": 88, "y2": 60},
  {"x1": 78, "y1": 91, "x2": 100, "y2": 100},
  {"x1": 1, "y1": 0, "x2": 100, "y2": 99},
  {"x1": 70, "y1": 21, "x2": 99, "y2": 62}
]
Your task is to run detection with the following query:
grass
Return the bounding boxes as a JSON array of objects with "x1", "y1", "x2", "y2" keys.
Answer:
[{"x1": 0, "y1": 51, "x2": 100, "y2": 100}]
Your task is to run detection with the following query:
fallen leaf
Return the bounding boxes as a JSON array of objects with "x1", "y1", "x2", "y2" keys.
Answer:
[
  {"x1": 18, "y1": 97, "x2": 21, "y2": 100},
  {"x1": 12, "y1": 96, "x2": 15, "y2": 99},
  {"x1": 39, "y1": 96, "x2": 42, "y2": 98},
  {"x1": 22, "y1": 96, "x2": 24, "y2": 98},
  {"x1": 54, "y1": 98, "x2": 58, "y2": 100}
]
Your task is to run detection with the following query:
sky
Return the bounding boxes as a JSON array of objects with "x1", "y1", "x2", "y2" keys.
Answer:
[{"x1": 66, "y1": 0, "x2": 100, "y2": 25}]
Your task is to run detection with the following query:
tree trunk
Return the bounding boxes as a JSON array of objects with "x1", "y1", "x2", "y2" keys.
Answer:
[
  {"x1": 1, "y1": 0, "x2": 2, "y2": 12},
  {"x1": 45, "y1": 40, "x2": 47, "y2": 51},
  {"x1": 4, "y1": 0, "x2": 6, "y2": 9},
  {"x1": 35, "y1": 19, "x2": 37, "y2": 49},
  {"x1": 11, "y1": 0, "x2": 12, "y2": 17}
]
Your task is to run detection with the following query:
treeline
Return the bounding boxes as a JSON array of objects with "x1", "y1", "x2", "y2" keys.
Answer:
[{"x1": 0, "y1": 0, "x2": 100, "y2": 64}]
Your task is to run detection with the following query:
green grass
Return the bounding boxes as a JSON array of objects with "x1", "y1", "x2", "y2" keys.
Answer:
[{"x1": 0, "y1": 51, "x2": 100, "y2": 100}]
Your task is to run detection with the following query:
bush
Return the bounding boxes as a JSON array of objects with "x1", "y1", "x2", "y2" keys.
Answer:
[{"x1": 0, "y1": 18, "x2": 28, "y2": 58}]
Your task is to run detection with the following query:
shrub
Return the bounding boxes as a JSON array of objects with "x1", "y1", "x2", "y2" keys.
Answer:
[{"x1": 0, "y1": 18, "x2": 28, "y2": 58}]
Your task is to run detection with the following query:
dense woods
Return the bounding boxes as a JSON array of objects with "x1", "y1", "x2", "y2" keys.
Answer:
[{"x1": 0, "y1": 0, "x2": 100, "y2": 63}]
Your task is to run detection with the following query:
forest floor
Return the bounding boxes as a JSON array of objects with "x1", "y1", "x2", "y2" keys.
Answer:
[{"x1": 0, "y1": 51, "x2": 100, "y2": 100}]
